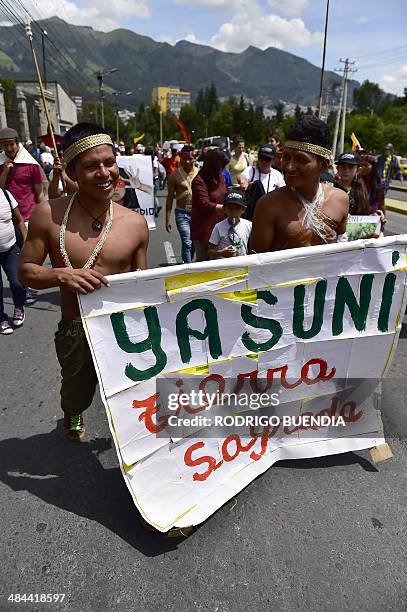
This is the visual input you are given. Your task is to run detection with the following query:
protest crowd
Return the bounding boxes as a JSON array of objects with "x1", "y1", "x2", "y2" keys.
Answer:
[{"x1": 0, "y1": 114, "x2": 404, "y2": 448}]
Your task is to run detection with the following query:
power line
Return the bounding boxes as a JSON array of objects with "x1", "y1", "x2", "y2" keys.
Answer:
[{"x1": 351, "y1": 44, "x2": 407, "y2": 60}]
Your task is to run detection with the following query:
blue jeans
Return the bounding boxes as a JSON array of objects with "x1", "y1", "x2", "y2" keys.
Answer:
[
  {"x1": 174, "y1": 207, "x2": 194, "y2": 264},
  {"x1": 0, "y1": 243, "x2": 26, "y2": 320}
]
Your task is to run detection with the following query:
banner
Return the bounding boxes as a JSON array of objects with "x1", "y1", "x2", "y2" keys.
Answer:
[
  {"x1": 117, "y1": 155, "x2": 156, "y2": 230},
  {"x1": 79, "y1": 236, "x2": 407, "y2": 532}
]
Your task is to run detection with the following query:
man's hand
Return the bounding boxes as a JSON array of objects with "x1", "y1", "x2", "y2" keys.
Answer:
[
  {"x1": 53, "y1": 157, "x2": 64, "y2": 176},
  {"x1": 56, "y1": 268, "x2": 110, "y2": 294},
  {"x1": 219, "y1": 245, "x2": 236, "y2": 258},
  {"x1": 165, "y1": 218, "x2": 172, "y2": 232}
]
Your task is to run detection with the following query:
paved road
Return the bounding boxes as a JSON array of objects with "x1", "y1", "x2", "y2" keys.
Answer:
[{"x1": 1, "y1": 191, "x2": 407, "y2": 612}]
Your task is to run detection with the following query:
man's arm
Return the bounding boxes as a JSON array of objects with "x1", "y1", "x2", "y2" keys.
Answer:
[
  {"x1": 165, "y1": 174, "x2": 176, "y2": 232},
  {"x1": 0, "y1": 162, "x2": 13, "y2": 188},
  {"x1": 131, "y1": 214, "x2": 149, "y2": 271},
  {"x1": 34, "y1": 182, "x2": 46, "y2": 205},
  {"x1": 11, "y1": 206, "x2": 27, "y2": 243},
  {"x1": 250, "y1": 193, "x2": 276, "y2": 253},
  {"x1": 19, "y1": 201, "x2": 109, "y2": 294}
]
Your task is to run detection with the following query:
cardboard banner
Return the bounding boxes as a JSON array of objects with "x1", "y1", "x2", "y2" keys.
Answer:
[
  {"x1": 79, "y1": 236, "x2": 407, "y2": 532},
  {"x1": 117, "y1": 155, "x2": 156, "y2": 230}
]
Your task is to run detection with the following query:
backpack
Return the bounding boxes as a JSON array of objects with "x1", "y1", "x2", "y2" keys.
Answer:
[
  {"x1": 243, "y1": 167, "x2": 266, "y2": 221},
  {"x1": 2, "y1": 188, "x2": 24, "y2": 248}
]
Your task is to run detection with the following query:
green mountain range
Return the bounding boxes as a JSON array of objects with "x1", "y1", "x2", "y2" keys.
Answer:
[{"x1": 0, "y1": 17, "x2": 359, "y2": 107}]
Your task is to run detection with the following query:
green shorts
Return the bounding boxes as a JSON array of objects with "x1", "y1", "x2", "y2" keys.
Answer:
[{"x1": 54, "y1": 318, "x2": 98, "y2": 417}]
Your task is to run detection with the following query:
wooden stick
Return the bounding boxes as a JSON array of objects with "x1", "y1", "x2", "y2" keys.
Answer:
[{"x1": 25, "y1": 22, "x2": 59, "y2": 162}]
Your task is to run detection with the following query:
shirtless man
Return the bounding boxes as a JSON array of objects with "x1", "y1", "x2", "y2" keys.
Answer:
[
  {"x1": 165, "y1": 145, "x2": 198, "y2": 263},
  {"x1": 251, "y1": 116, "x2": 349, "y2": 252},
  {"x1": 19, "y1": 123, "x2": 148, "y2": 441}
]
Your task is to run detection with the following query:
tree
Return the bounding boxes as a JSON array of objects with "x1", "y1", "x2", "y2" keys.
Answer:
[
  {"x1": 274, "y1": 102, "x2": 285, "y2": 125},
  {"x1": 353, "y1": 80, "x2": 388, "y2": 114},
  {"x1": 294, "y1": 105, "x2": 303, "y2": 120}
]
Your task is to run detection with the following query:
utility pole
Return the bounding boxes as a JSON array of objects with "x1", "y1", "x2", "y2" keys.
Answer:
[
  {"x1": 94, "y1": 68, "x2": 118, "y2": 128},
  {"x1": 334, "y1": 58, "x2": 357, "y2": 156},
  {"x1": 159, "y1": 110, "x2": 163, "y2": 146},
  {"x1": 112, "y1": 91, "x2": 132, "y2": 144},
  {"x1": 317, "y1": 0, "x2": 330, "y2": 118},
  {"x1": 331, "y1": 75, "x2": 345, "y2": 159}
]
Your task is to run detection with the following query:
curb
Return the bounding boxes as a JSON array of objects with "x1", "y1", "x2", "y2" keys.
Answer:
[
  {"x1": 386, "y1": 198, "x2": 407, "y2": 216},
  {"x1": 389, "y1": 183, "x2": 407, "y2": 193}
]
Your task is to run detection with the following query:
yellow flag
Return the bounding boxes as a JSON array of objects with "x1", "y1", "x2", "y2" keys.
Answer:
[
  {"x1": 351, "y1": 132, "x2": 361, "y2": 152},
  {"x1": 133, "y1": 134, "x2": 145, "y2": 144}
]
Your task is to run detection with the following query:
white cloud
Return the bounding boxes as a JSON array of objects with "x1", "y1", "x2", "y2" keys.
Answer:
[
  {"x1": 354, "y1": 15, "x2": 369, "y2": 24},
  {"x1": 211, "y1": 4, "x2": 323, "y2": 53},
  {"x1": 381, "y1": 65, "x2": 407, "y2": 95},
  {"x1": 17, "y1": 0, "x2": 150, "y2": 32},
  {"x1": 174, "y1": 0, "x2": 244, "y2": 9},
  {"x1": 268, "y1": 0, "x2": 309, "y2": 17}
]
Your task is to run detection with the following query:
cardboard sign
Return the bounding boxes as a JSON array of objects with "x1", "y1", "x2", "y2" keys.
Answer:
[
  {"x1": 117, "y1": 155, "x2": 156, "y2": 230},
  {"x1": 79, "y1": 236, "x2": 407, "y2": 532},
  {"x1": 347, "y1": 215, "x2": 382, "y2": 241}
]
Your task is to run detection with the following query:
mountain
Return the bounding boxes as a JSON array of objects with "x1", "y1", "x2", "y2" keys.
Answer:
[{"x1": 0, "y1": 17, "x2": 359, "y2": 107}]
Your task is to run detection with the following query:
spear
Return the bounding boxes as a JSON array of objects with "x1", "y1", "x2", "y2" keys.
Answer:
[{"x1": 25, "y1": 21, "x2": 60, "y2": 162}]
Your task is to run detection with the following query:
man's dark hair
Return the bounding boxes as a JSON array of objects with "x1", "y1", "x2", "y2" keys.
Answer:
[
  {"x1": 62, "y1": 123, "x2": 113, "y2": 167},
  {"x1": 286, "y1": 116, "x2": 330, "y2": 149},
  {"x1": 144, "y1": 146, "x2": 154, "y2": 156},
  {"x1": 182, "y1": 145, "x2": 194, "y2": 153}
]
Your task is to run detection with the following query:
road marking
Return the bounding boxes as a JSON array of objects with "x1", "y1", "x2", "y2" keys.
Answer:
[{"x1": 164, "y1": 241, "x2": 177, "y2": 265}]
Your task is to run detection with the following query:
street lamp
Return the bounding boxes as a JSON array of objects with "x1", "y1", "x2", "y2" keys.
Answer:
[
  {"x1": 94, "y1": 68, "x2": 118, "y2": 128},
  {"x1": 112, "y1": 91, "x2": 132, "y2": 143}
]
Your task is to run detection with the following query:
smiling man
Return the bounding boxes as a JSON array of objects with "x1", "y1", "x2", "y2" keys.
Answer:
[
  {"x1": 250, "y1": 116, "x2": 349, "y2": 252},
  {"x1": 19, "y1": 123, "x2": 148, "y2": 441}
]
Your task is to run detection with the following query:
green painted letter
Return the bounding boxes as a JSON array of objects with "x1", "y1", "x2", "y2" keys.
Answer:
[
  {"x1": 241, "y1": 290, "x2": 283, "y2": 352},
  {"x1": 293, "y1": 280, "x2": 327, "y2": 339},
  {"x1": 332, "y1": 274, "x2": 374, "y2": 336},
  {"x1": 176, "y1": 299, "x2": 222, "y2": 364},
  {"x1": 378, "y1": 273, "x2": 396, "y2": 332},
  {"x1": 110, "y1": 308, "x2": 167, "y2": 381}
]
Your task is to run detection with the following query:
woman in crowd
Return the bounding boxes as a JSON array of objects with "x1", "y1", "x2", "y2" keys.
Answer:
[
  {"x1": 191, "y1": 149, "x2": 229, "y2": 261},
  {"x1": 359, "y1": 154, "x2": 385, "y2": 214},
  {"x1": 0, "y1": 187, "x2": 27, "y2": 334},
  {"x1": 334, "y1": 152, "x2": 371, "y2": 215},
  {"x1": 228, "y1": 136, "x2": 251, "y2": 187}
]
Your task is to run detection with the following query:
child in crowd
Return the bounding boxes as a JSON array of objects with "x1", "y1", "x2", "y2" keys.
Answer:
[{"x1": 208, "y1": 189, "x2": 252, "y2": 258}]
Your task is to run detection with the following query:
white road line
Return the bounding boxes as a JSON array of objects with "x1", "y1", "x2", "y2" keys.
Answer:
[{"x1": 164, "y1": 241, "x2": 177, "y2": 265}]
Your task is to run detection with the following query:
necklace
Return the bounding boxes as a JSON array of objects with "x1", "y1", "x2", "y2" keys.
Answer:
[
  {"x1": 77, "y1": 197, "x2": 109, "y2": 231},
  {"x1": 291, "y1": 184, "x2": 335, "y2": 243},
  {"x1": 59, "y1": 194, "x2": 114, "y2": 269}
]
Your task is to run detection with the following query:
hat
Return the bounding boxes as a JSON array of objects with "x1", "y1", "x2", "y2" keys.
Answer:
[
  {"x1": 224, "y1": 189, "x2": 247, "y2": 208},
  {"x1": 25, "y1": 139, "x2": 33, "y2": 146},
  {"x1": 0, "y1": 127, "x2": 19, "y2": 141},
  {"x1": 336, "y1": 152, "x2": 361, "y2": 166},
  {"x1": 258, "y1": 144, "x2": 276, "y2": 159},
  {"x1": 385, "y1": 143, "x2": 393, "y2": 149}
]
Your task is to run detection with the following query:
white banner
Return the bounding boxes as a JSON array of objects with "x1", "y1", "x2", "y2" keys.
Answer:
[
  {"x1": 117, "y1": 155, "x2": 156, "y2": 230},
  {"x1": 79, "y1": 236, "x2": 407, "y2": 532}
]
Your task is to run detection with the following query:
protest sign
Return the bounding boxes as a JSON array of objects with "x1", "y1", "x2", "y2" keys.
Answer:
[
  {"x1": 79, "y1": 236, "x2": 407, "y2": 532},
  {"x1": 347, "y1": 215, "x2": 382, "y2": 241},
  {"x1": 117, "y1": 155, "x2": 156, "y2": 230}
]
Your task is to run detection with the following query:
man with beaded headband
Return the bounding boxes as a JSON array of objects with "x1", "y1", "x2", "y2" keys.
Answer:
[
  {"x1": 19, "y1": 123, "x2": 148, "y2": 441},
  {"x1": 250, "y1": 116, "x2": 349, "y2": 252}
]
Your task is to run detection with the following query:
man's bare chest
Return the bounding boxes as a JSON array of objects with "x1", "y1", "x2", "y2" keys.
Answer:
[{"x1": 48, "y1": 223, "x2": 134, "y2": 274}]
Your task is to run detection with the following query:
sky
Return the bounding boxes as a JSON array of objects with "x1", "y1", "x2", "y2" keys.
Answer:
[{"x1": 4, "y1": 0, "x2": 407, "y2": 95}]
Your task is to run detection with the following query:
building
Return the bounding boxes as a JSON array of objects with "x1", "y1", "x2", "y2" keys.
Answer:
[
  {"x1": 0, "y1": 80, "x2": 78, "y2": 142},
  {"x1": 152, "y1": 86, "x2": 191, "y2": 117}
]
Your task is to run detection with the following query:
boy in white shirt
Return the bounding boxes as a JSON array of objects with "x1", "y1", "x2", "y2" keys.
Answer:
[{"x1": 208, "y1": 189, "x2": 252, "y2": 258}]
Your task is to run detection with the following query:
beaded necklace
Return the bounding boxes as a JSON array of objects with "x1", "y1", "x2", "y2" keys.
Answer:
[{"x1": 59, "y1": 193, "x2": 114, "y2": 269}]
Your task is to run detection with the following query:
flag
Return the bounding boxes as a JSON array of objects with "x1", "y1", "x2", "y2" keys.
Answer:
[
  {"x1": 133, "y1": 134, "x2": 145, "y2": 145},
  {"x1": 173, "y1": 117, "x2": 190, "y2": 143},
  {"x1": 351, "y1": 132, "x2": 361, "y2": 152}
]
